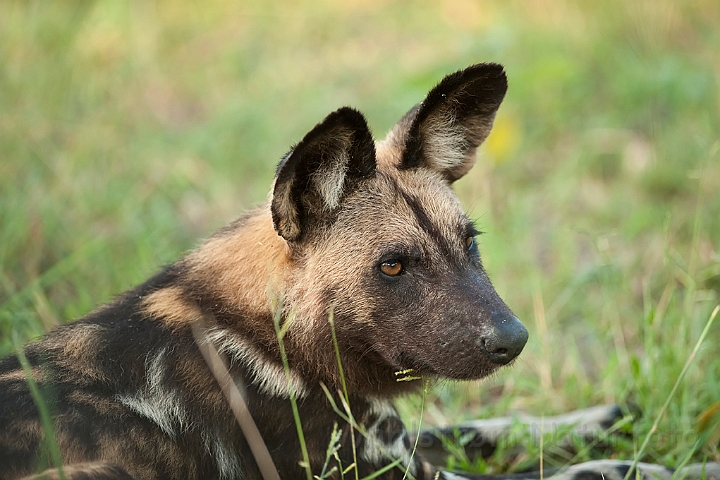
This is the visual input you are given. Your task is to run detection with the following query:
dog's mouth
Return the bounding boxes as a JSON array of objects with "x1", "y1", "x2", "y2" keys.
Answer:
[
  {"x1": 396, "y1": 351, "x2": 509, "y2": 381},
  {"x1": 396, "y1": 352, "x2": 436, "y2": 377}
]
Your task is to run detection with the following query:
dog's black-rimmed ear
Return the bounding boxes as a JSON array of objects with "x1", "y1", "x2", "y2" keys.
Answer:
[
  {"x1": 271, "y1": 107, "x2": 376, "y2": 241},
  {"x1": 394, "y1": 63, "x2": 507, "y2": 182}
]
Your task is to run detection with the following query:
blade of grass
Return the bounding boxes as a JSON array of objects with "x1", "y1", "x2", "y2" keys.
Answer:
[
  {"x1": 623, "y1": 304, "x2": 719, "y2": 480},
  {"x1": 361, "y1": 457, "x2": 405, "y2": 480},
  {"x1": 315, "y1": 423, "x2": 342, "y2": 480},
  {"x1": 669, "y1": 437, "x2": 703, "y2": 480},
  {"x1": 191, "y1": 320, "x2": 280, "y2": 480},
  {"x1": 321, "y1": 331, "x2": 416, "y2": 480},
  {"x1": 328, "y1": 309, "x2": 360, "y2": 480},
  {"x1": 272, "y1": 304, "x2": 313, "y2": 480},
  {"x1": 402, "y1": 380, "x2": 428, "y2": 480},
  {"x1": 539, "y1": 415, "x2": 544, "y2": 480}
]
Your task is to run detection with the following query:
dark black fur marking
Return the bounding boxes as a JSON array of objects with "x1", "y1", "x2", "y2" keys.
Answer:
[
  {"x1": 397, "y1": 188, "x2": 457, "y2": 264},
  {"x1": 571, "y1": 471, "x2": 606, "y2": 480},
  {"x1": 377, "y1": 416, "x2": 405, "y2": 446}
]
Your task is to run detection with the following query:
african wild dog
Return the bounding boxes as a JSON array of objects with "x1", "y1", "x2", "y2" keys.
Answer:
[{"x1": 1, "y1": 64, "x2": 718, "y2": 480}]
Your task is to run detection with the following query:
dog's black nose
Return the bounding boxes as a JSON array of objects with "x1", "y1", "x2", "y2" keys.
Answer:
[{"x1": 480, "y1": 313, "x2": 528, "y2": 365}]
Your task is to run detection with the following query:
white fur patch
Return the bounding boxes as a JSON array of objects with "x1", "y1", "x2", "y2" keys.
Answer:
[
  {"x1": 204, "y1": 327, "x2": 309, "y2": 399},
  {"x1": 421, "y1": 113, "x2": 470, "y2": 172},
  {"x1": 360, "y1": 399, "x2": 416, "y2": 476},
  {"x1": 116, "y1": 347, "x2": 189, "y2": 437},
  {"x1": 202, "y1": 429, "x2": 243, "y2": 479},
  {"x1": 311, "y1": 152, "x2": 349, "y2": 211},
  {"x1": 440, "y1": 473, "x2": 467, "y2": 480}
]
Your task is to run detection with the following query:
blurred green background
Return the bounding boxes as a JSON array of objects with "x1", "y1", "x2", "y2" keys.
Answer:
[{"x1": 1, "y1": 0, "x2": 719, "y2": 472}]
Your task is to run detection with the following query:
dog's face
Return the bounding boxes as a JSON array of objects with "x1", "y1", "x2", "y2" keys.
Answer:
[{"x1": 271, "y1": 63, "x2": 527, "y2": 383}]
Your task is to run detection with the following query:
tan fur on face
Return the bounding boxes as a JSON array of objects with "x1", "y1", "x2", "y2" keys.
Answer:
[{"x1": 281, "y1": 160, "x2": 470, "y2": 386}]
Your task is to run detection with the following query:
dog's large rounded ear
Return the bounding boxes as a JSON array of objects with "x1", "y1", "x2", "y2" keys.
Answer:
[
  {"x1": 271, "y1": 107, "x2": 376, "y2": 241},
  {"x1": 392, "y1": 63, "x2": 507, "y2": 182}
]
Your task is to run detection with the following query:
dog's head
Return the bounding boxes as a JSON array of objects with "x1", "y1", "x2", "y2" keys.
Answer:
[{"x1": 272, "y1": 64, "x2": 527, "y2": 390}]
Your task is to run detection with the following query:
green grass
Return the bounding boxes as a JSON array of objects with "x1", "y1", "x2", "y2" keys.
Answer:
[{"x1": 1, "y1": 0, "x2": 719, "y2": 473}]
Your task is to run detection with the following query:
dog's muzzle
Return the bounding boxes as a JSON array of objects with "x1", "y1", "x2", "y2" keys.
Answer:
[{"x1": 479, "y1": 313, "x2": 528, "y2": 365}]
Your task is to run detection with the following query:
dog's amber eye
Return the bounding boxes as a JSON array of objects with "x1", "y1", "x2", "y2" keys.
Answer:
[
  {"x1": 465, "y1": 236, "x2": 475, "y2": 250},
  {"x1": 380, "y1": 261, "x2": 403, "y2": 276}
]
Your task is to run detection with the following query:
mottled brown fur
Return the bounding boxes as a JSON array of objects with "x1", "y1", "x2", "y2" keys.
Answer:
[{"x1": 22, "y1": 463, "x2": 134, "y2": 480}]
